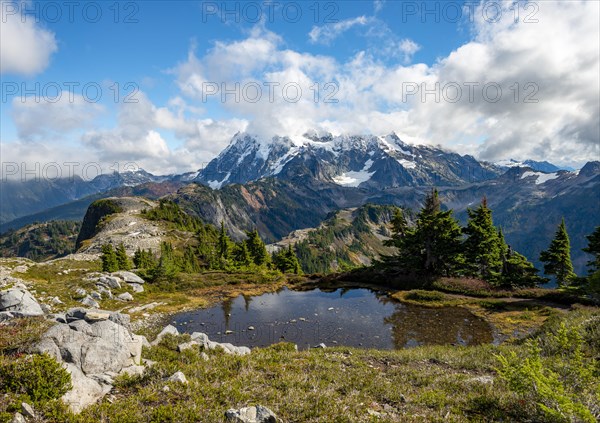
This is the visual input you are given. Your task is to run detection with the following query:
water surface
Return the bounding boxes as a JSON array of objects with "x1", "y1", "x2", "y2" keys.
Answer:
[{"x1": 173, "y1": 287, "x2": 494, "y2": 349}]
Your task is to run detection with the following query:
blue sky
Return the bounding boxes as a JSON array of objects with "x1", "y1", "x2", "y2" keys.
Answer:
[{"x1": 1, "y1": 1, "x2": 598, "y2": 175}]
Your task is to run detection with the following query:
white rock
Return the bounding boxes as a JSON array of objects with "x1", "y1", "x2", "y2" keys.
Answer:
[
  {"x1": 167, "y1": 371, "x2": 188, "y2": 384},
  {"x1": 117, "y1": 292, "x2": 133, "y2": 302},
  {"x1": 21, "y1": 402, "x2": 35, "y2": 418},
  {"x1": 225, "y1": 405, "x2": 278, "y2": 423},
  {"x1": 151, "y1": 325, "x2": 179, "y2": 346}
]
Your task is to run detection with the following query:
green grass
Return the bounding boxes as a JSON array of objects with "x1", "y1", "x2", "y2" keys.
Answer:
[{"x1": 9, "y1": 307, "x2": 595, "y2": 422}]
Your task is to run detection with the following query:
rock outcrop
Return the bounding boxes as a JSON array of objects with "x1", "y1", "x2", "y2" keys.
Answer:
[
  {"x1": 33, "y1": 308, "x2": 146, "y2": 413},
  {"x1": 0, "y1": 285, "x2": 44, "y2": 317},
  {"x1": 225, "y1": 405, "x2": 278, "y2": 423}
]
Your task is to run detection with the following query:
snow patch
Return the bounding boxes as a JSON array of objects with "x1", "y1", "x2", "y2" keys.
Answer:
[
  {"x1": 333, "y1": 160, "x2": 374, "y2": 187},
  {"x1": 520, "y1": 171, "x2": 559, "y2": 185},
  {"x1": 397, "y1": 159, "x2": 416, "y2": 169}
]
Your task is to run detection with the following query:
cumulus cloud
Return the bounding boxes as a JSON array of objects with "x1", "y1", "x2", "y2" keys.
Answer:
[
  {"x1": 173, "y1": 0, "x2": 599, "y2": 167},
  {"x1": 309, "y1": 16, "x2": 373, "y2": 45},
  {"x1": 0, "y1": 1, "x2": 57, "y2": 75},
  {"x1": 12, "y1": 95, "x2": 103, "y2": 141}
]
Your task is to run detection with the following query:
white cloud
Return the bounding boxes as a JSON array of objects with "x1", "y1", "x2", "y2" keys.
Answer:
[
  {"x1": 374, "y1": 0, "x2": 385, "y2": 14},
  {"x1": 12, "y1": 95, "x2": 103, "y2": 140},
  {"x1": 0, "y1": 1, "x2": 57, "y2": 75},
  {"x1": 309, "y1": 16, "x2": 373, "y2": 45},
  {"x1": 173, "y1": 1, "x2": 598, "y2": 167}
]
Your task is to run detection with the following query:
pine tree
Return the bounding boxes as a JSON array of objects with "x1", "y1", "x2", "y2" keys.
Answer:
[
  {"x1": 100, "y1": 244, "x2": 119, "y2": 272},
  {"x1": 414, "y1": 189, "x2": 464, "y2": 276},
  {"x1": 233, "y1": 241, "x2": 251, "y2": 267},
  {"x1": 115, "y1": 243, "x2": 131, "y2": 270},
  {"x1": 540, "y1": 218, "x2": 576, "y2": 287},
  {"x1": 463, "y1": 198, "x2": 502, "y2": 281},
  {"x1": 246, "y1": 229, "x2": 269, "y2": 266},
  {"x1": 152, "y1": 242, "x2": 178, "y2": 280},
  {"x1": 273, "y1": 245, "x2": 302, "y2": 274},
  {"x1": 502, "y1": 250, "x2": 543, "y2": 288},
  {"x1": 582, "y1": 226, "x2": 600, "y2": 274},
  {"x1": 217, "y1": 221, "x2": 230, "y2": 261},
  {"x1": 133, "y1": 248, "x2": 156, "y2": 269}
]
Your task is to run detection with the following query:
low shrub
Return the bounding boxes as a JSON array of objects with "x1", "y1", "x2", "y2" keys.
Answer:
[{"x1": 0, "y1": 353, "x2": 71, "y2": 403}]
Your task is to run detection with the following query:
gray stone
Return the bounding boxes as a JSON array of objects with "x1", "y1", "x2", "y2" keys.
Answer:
[
  {"x1": 0, "y1": 311, "x2": 14, "y2": 321},
  {"x1": 84, "y1": 311, "x2": 111, "y2": 322},
  {"x1": 129, "y1": 283, "x2": 144, "y2": 293},
  {"x1": 120, "y1": 365, "x2": 145, "y2": 377},
  {"x1": 96, "y1": 286, "x2": 113, "y2": 299},
  {"x1": 167, "y1": 371, "x2": 188, "y2": 384},
  {"x1": 151, "y1": 324, "x2": 179, "y2": 346},
  {"x1": 225, "y1": 405, "x2": 278, "y2": 423},
  {"x1": 469, "y1": 376, "x2": 494, "y2": 384},
  {"x1": 50, "y1": 296, "x2": 63, "y2": 305},
  {"x1": 65, "y1": 308, "x2": 87, "y2": 322},
  {"x1": 112, "y1": 271, "x2": 145, "y2": 284},
  {"x1": 20, "y1": 402, "x2": 35, "y2": 418},
  {"x1": 200, "y1": 352, "x2": 210, "y2": 361},
  {"x1": 10, "y1": 412, "x2": 26, "y2": 423},
  {"x1": 117, "y1": 292, "x2": 133, "y2": 302},
  {"x1": 98, "y1": 276, "x2": 122, "y2": 289},
  {"x1": 0, "y1": 287, "x2": 44, "y2": 316},
  {"x1": 74, "y1": 288, "x2": 87, "y2": 297},
  {"x1": 90, "y1": 291, "x2": 102, "y2": 300},
  {"x1": 61, "y1": 363, "x2": 112, "y2": 414},
  {"x1": 80, "y1": 296, "x2": 99, "y2": 308}
]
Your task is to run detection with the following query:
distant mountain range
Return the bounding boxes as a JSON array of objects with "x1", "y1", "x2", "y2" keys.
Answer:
[{"x1": 1, "y1": 132, "x2": 598, "y2": 275}]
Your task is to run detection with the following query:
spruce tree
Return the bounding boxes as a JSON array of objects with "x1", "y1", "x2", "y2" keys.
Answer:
[
  {"x1": 217, "y1": 221, "x2": 230, "y2": 261},
  {"x1": 152, "y1": 242, "x2": 178, "y2": 280},
  {"x1": 582, "y1": 226, "x2": 600, "y2": 274},
  {"x1": 115, "y1": 243, "x2": 131, "y2": 270},
  {"x1": 414, "y1": 189, "x2": 464, "y2": 276},
  {"x1": 540, "y1": 218, "x2": 576, "y2": 286},
  {"x1": 463, "y1": 198, "x2": 502, "y2": 281},
  {"x1": 100, "y1": 244, "x2": 119, "y2": 272},
  {"x1": 273, "y1": 245, "x2": 302, "y2": 274},
  {"x1": 246, "y1": 229, "x2": 269, "y2": 266},
  {"x1": 233, "y1": 241, "x2": 252, "y2": 267}
]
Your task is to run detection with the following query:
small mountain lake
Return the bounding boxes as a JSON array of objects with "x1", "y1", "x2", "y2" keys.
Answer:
[{"x1": 173, "y1": 287, "x2": 496, "y2": 350}]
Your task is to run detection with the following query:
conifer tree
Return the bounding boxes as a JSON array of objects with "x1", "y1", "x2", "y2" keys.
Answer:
[
  {"x1": 217, "y1": 221, "x2": 230, "y2": 261},
  {"x1": 115, "y1": 243, "x2": 131, "y2": 270},
  {"x1": 463, "y1": 198, "x2": 502, "y2": 281},
  {"x1": 246, "y1": 229, "x2": 269, "y2": 266},
  {"x1": 414, "y1": 189, "x2": 464, "y2": 276},
  {"x1": 540, "y1": 218, "x2": 576, "y2": 286},
  {"x1": 273, "y1": 245, "x2": 302, "y2": 274},
  {"x1": 133, "y1": 248, "x2": 156, "y2": 269},
  {"x1": 100, "y1": 244, "x2": 119, "y2": 272},
  {"x1": 233, "y1": 241, "x2": 251, "y2": 267},
  {"x1": 582, "y1": 226, "x2": 600, "y2": 274},
  {"x1": 152, "y1": 242, "x2": 178, "y2": 280}
]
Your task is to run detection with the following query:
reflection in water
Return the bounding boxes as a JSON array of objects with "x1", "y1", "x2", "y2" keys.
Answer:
[
  {"x1": 385, "y1": 305, "x2": 494, "y2": 348},
  {"x1": 173, "y1": 287, "x2": 495, "y2": 350}
]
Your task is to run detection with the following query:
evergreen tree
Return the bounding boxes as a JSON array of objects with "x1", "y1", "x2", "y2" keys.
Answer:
[
  {"x1": 463, "y1": 198, "x2": 502, "y2": 281},
  {"x1": 152, "y1": 242, "x2": 178, "y2": 280},
  {"x1": 233, "y1": 241, "x2": 251, "y2": 267},
  {"x1": 273, "y1": 245, "x2": 302, "y2": 274},
  {"x1": 217, "y1": 221, "x2": 230, "y2": 261},
  {"x1": 414, "y1": 189, "x2": 464, "y2": 276},
  {"x1": 246, "y1": 229, "x2": 269, "y2": 266},
  {"x1": 501, "y1": 249, "x2": 543, "y2": 288},
  {"x1": 133, "y1": 248, "x2": 156, "y2": 269},
  {"x1": 182, "y1": 245, "x2": 201, "y2": 273},
  {"x1": 115, "y1": 243, "x2": 131, "y2": 270},
  {"x1": 540, "y1": 218, "x2": 576, "y2": 287},
  {"x1": 582, "y1": 226, "x2": 600, "y2": 274},
  {"x1": 100, "y1": 244, "x2": 119, "y2": 272}
]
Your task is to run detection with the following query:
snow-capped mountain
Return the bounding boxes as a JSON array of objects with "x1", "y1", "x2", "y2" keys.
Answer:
[
  {"x1": 495, "y1": 159, "x2": 574, "y2": 173},
  {"x1": 194, "y1": 132, "x2": 500, "y2": 189}
]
